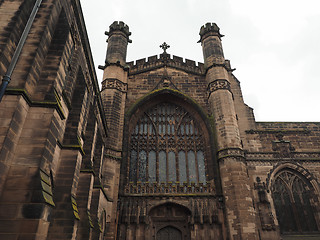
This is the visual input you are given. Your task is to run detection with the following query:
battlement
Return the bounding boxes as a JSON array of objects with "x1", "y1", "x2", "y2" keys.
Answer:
[
  {"x1": 127, "y1": 54, "x2": 205, "y2": 75},
  {"x1": 105, "y1": 21, "x2": 131, "y2": 38},
  {"x1": 199, "y1": 22, "x2": 224, "y2": 41}
]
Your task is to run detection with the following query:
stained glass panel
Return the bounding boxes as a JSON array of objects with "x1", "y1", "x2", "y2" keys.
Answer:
[
  {"x1": 159, "y1": 151, "x2": 166, "y2": 182},
  {"x1": 178, "y1": 151, "x2": 187, "y2": 184},
  {"x1": 272, "y1": 170, "x2": 319, "y2": 234},
  {"x1": 168, "y1": 151, "x2": 176, "y2": 182},
  {"x1": 128, "y1": 102, "x2": 207, "y2": 185},
  {"x1": 138, "y1": 150, "x2": 146, "y2": 182},
  {"x1": 188, "y1": 151, "x2": 197, "y2": 183},
  {"x1": 197, "y1": 151, "x2": 206, "y2": 183},
  {"x1": 148, "y1": 151, "x2": 156, "y2": 183},
  {"x1": 129, "y1": 150, "x2": 137, "y2": 182}
]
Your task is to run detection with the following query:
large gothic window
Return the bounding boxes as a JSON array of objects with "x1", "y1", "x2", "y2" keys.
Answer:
[
  {"x1": 271, "y1": 170, "x2": 319, "y2": 234},
  {"x1": 128, "y1": 102, "x2": 207, "y2": 185}
]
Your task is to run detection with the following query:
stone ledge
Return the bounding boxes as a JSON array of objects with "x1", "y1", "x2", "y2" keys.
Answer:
[
  {"x1": 5, "y1": 88, "x2": 66, "y2": 120},
  {"x1": 57, "y1": 139, "x2": 85, "y2": 156}
]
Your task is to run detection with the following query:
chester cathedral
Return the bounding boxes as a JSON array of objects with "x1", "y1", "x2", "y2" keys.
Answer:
[{"x1": 0, "y1": 1, "x2": 320, "y2": 240}]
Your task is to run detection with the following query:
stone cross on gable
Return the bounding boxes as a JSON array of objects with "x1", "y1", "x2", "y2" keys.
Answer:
[{"x1": 160, "y1": 42, "x2": 170, "y2": 53}]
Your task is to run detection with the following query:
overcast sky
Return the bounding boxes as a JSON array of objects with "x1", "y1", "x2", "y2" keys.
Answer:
[{"x1": 80, "y1": 0, "x2": 320, "y2": 122}]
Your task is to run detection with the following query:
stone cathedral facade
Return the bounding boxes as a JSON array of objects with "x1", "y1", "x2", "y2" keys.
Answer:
[{"x1": 0, "y1": 1, "x2": 320, "y2": 240}]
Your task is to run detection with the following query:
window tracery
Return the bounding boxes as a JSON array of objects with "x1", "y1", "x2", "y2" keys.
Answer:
[
  {"x1": 271, "y1": 170, "x2": 318, "y2": 234},
  {"x1": 128, "y1": 102, "x2": 207, "y2": 185}
]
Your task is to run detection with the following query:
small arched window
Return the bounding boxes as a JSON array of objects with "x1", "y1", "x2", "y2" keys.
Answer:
[
  {"x1": 128, "y1": 102, "x2": 207, "y2": 185},
  {"x1": 271, "y1": 169, "x2": 319, "y2": 234}
]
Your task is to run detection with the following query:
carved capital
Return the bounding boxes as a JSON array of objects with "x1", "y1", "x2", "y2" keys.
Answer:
[
  {"x1": 207, "y1": 79, "x2": 231, "y2": 97},
  {"x1": 101, "y1": 78, "x2": 128, "y2": 92},
  {"x1": 272, "y1": 137, "x2": 295, "y2": 158}
]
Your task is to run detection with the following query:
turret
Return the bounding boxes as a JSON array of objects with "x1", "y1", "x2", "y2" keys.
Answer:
[
  {"x1": 199, "y1": 22, "x2": 238, "y2": 149},
  {"x1": 200, "y1": 23, "x2": 258, "y2": 240},
  {"x1": 99, "y1": 21, "x2": 131, "y2": 238},
  {"x1": 199, "y1": 23, "x2": 225, "y2": 67},
  {"x1": 104, "y1": 21, "x2": 131, "y2": 66}
]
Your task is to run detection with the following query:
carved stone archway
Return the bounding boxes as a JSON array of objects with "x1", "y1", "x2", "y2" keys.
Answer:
[
  {"x1": 149, "y1": 203, "x2": 191, "y2": 240},
  {"x1": 156, "y1": 226, "x2": 182, "y2": 240}
]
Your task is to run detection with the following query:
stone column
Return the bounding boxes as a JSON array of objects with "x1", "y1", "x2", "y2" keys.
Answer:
[
  {"x1": 199, "y1": 23, "x2": 258, "y2": 240},
  {"x1": 99, "y1": 21, "x2": 131, "y2": 239}
]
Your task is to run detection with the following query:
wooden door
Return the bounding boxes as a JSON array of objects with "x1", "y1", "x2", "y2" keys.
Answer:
[{"x1": 156, "y1": 226, "x2": 182, "y2": 240}]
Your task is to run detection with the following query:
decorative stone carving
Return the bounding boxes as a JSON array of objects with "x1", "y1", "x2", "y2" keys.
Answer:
[
  {"x1": 207, "y1": 79, "x2": 231, "y2": 97},
  {"x1": 254, "y1": 177, "x2": 276, "y2": 231},
  {"x1": 217, "y1": 148, "x2": 244, "y2": 161},
  {"x1": 101, "y1": 78, "x2": 128, "y2": 92},
  {"x1": 272, "y1": 134, "x2": 295, "y2": 158}
]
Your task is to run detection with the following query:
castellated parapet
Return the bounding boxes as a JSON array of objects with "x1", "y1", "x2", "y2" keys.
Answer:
[
  {"x1": 105, "y1": 21, "x2": 131, "y2": 40},
  {"x1": 199, "y1": 22, "x2": 224, "y2": 41},
  {"x1": 126, "y1": 54, "x2": 235, "y2": 76},
  {"x1": 127, "y1": 54, "x2": 205, "y2": 75},
  {"x1": 104, "y1": 21, "x2": 131, "y2": 66}
]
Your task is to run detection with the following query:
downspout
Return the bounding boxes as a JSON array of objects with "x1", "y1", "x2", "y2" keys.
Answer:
[{"x1": 0, "y1": 0, "x2": 43, "y2": 102}]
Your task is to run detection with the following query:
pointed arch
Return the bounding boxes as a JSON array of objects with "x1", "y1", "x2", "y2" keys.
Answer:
[
  {"x1": 270, "y1": 165, "x2": 320, "y2": 234},
  {"x1": 267, "y1": 162, "x2": 320, "y2": 194},
  {"x1": 149, "y1": 202, "x2": 191, "y2": 240},
  {"x1": 157, "y1": 226, "x2": 182, "y2": 240},
  {"x1": 122, "y1": 89, "x2": 219, "y2": 190},
  {"x1": 148, "y1": 202, "x2": 192, "y2": 216}
]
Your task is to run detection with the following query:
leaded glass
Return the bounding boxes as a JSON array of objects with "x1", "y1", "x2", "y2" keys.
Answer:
[
  {"x1": 272, "y1": 170, "x2": 318, "y2": 234},
  {"x1": 148, "y1": 151, "x2": 156, "y2": 183},
  {"x1": 178, "y1": 151, "x2": 187, "y2": 184},
  {"x1": 159, "y1": 151, "x2": 166, "y2": 182},
  {"x1": 188, "y1": 151, "x2": 197, "y2": 183},
  {"x1": 197, "y1": 151, "x2": 206, "y2": 184},
  {"x1": 168, "y1": 151, "x2": 176, "y2": 182},
  {"x1": 138, "y1": 150, "x2": 147, "y2": 182},
  {"x1": 128, "y1": 102, "x2": 207, "y2": 184},
  {"x1": 129, "y1": 150, "x2": 137, "y2": 182}
]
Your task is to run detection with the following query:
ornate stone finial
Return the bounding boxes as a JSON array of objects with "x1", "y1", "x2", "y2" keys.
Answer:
[
  {"x1": 198, "y1": 22, "x2": 224, "y2": 42},
  {"x1": 160, "y1": 42, "x2": 170, "y2": 54},
  {"x1": 105, "y1": 21, "x2": 132, "y2": 41}
]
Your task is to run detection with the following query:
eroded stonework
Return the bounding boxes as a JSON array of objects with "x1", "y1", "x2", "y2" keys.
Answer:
[{"x1": 0, "y1": 1, "x2": 319, "y2": 240}]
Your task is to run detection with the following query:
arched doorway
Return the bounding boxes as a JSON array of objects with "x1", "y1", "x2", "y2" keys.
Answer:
[
  {"x1": 150, "y1": 203, "x2": 191, "y2": 240},
  {"x1": 157, "y1": 226, "x2": 182, "y2": 240}
]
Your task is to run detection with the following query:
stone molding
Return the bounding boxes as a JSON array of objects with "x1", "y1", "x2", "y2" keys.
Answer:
[
  {"x1": 57, "y1": 139, "x2": 85, "y2": 156},
  {"x1": 265, "y1": 161, "x2": 319, "y2": 192},
  {"x1": 205, "y1": 62, "x2": 235, "y2": 73},
  {"x1": 98, "y1": 60, "x2": 130, "y2": 71},
  {"x1": 5, "y1": 88, "x2": 66, "y2": 120},
  {"x1": 245, "y1": 151, "x2": 320, "y2": 162},
  {"x1": 207, "y1": 79, "x2": 231, "y2": 97},
  {"x1": 104, "y1": 147, "x2": 122, "y2": 162},
  {"x1": 217, "y1": 148, "x2": 245, "y2": 161},
  {"x1": 101, "y1": 78, "x2": 128, "y2": 92},
  {"x1": 246, "y1": 129, "x2": 311, "y2": 135},
  {"x1": 122, "y1": 182, "x2": 215, "y2": 197}
]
